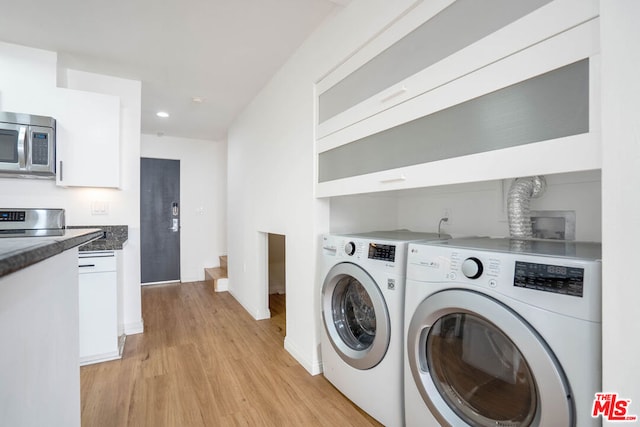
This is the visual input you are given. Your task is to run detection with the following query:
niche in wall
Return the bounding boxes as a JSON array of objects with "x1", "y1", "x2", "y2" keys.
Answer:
[
  {"x1": 329, "y1": 170, "x2": 601, "y2": 242},
  {"x1": 267, "y1": 233, "x2": 286, "y2": 340},
  {"x1": 268, "y1": 233, "x2": 286, "y2": 295}
]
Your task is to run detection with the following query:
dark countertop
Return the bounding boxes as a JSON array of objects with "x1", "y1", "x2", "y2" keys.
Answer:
[
  {"x1": 0, "y1": 228, "x2": 103, "y2": 278},
  {"x1": 67, "y1": 225, "x2": 128, "y2": 251}
]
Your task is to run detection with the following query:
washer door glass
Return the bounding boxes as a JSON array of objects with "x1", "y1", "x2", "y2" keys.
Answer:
[
  {"x1": 333, "y1": 276, "x2": 376, "y2": 350},
  {"x1": 322, "y1": 262, "x2": 390, "y2": 370},
  {"x1": 427, "y1": 313, "x2": 537, "y2": 426}
]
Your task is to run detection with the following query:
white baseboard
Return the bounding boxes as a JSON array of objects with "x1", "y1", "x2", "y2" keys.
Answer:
[
  {"x1": 255, "y1": 307, "x2": 271, "y2": 320},
  {"x1": 215, "y1": 277, "x2": 228, "y2": 292},
  {"x1": 79, "y1": 350, "x2": 121, "y2": 366},
  {"x1": 227, "y1": 288, "x2": 270, "y2": 320},
  {"x1": 124, "y1": 319, "x2": 144, "y2": 335},
  {"x1": 285, "y1": 337, "x2": 323, "y2": 376}
]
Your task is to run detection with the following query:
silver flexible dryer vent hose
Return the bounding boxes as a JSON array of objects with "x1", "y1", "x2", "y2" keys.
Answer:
[{"x1": 507, "y1": 176, "x2": 547, "y2": 238}]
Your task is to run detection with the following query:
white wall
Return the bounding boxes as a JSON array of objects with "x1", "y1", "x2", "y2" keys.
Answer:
[
  {"x1": 141, "y1": 134, "x2": 227, "y2": 282},
  {"x1": 227, "y1": 0, "x2": 432, "y2": 374},
  {"x1": 600, "y1": 0, "x2": 640, "y2": 414},
  {"x1": 0, "y1": 42, "x2": 144, "y2": 334}
]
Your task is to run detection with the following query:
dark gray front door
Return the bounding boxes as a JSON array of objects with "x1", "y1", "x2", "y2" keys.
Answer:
[{"x1": 140, "y1": 157, "x2": 180, "y2": 284}]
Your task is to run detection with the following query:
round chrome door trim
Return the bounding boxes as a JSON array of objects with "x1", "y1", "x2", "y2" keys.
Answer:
[
  {"x1": 321, "y1": 262, "x2": 390, "y2": 370},
  {"x1": 407, "y1": 289, "x2": 574, "y2": 427}
]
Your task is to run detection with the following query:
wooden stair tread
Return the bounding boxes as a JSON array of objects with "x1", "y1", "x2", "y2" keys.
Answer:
[
  {"x1": 205, "y1": 267, "x2": 227, "y2": 280},
  {"x1": 205, "y1": 257, "x2": 228, "y2": 292}
]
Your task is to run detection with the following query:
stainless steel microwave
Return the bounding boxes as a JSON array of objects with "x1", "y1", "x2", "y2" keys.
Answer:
[{"x1": 0, "y1": 111, "x2": 56, "y2": 179}]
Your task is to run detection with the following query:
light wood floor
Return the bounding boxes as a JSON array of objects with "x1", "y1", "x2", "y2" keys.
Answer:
[{"x1": 80, "y1": 281, "x2": 382, "y2": 427}]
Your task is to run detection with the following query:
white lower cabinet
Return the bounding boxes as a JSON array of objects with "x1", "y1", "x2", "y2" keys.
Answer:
[{"x1": 78, "y1": 251, "x2": 120, "y2": 365}]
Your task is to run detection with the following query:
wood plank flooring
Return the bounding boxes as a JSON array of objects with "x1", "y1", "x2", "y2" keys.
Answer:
[{"x1": 80, "y1": 281, "x2": 382, "y2": 426}]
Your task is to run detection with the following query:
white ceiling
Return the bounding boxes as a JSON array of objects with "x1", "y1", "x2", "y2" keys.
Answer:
[{"x1": 0, "y1": 0, "x2": 348, "y2": 140}]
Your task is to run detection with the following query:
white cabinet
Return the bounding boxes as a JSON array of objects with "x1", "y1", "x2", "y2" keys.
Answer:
[
  {"x1": 315, "y1": 0, "x2": 601, "y2": 197},
  {"x1": 54, "y1": 88, "x2": 120, "y2": 188},
  {"x1": 78, "y1": 251, "x2": 120, "y2": 365},
  {"x1": 317, "y1": 0, "x2": 597, "y2": 138}
]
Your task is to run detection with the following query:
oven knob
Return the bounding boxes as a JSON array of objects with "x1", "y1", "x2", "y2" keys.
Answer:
[
  {"x1": 462, "y1": 257, "x2": 483, "y2": 279},
  {"x1": 345, "y1": 242, "x2": 356, "y2": 256}
]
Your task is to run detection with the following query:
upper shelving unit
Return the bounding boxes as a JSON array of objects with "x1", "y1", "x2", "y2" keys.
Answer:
[{"x1": 314, "y1": 0, "x2": 600, "y2": 198}]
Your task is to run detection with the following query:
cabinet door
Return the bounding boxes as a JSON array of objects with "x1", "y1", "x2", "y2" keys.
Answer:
[
  {"x1": 78, "y1": 270, "x2": 118, "y2": 362},
  {"x1": 317, "y1": 0, "x2": 598, "y2": 140},
  {"x1": 54, "y1": 88, "x2": 120, "y2": 188}
]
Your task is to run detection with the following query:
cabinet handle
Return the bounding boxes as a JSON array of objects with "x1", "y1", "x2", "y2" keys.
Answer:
[
  {"x1": 380, "y1": 86, "x2": 407, "y2": 103},
  {"x1": 59, "y1": 160, "x2": 64, "y2": 181},
  {"x1": 79, "y1": 264, "x2": 96, "y2": 268},
  {"x1": 380, "y1": 175, "x2": 407, "y2": 184},
  {"x1": 18, "y1": 127, "x2": 27, "y2": 169}
]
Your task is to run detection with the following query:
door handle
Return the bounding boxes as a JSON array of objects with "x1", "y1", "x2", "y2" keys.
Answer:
[
  {"x1": 170, "y1": 218, "x2": 179, "y2": 232},
  {"x1": 18, "y1": 126, "x2": 27, "y2": 169}
]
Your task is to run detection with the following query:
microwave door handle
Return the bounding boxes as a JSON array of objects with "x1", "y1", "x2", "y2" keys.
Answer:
[{"x1": 17, "y1": 126, "x2": 27, "y2": 169}]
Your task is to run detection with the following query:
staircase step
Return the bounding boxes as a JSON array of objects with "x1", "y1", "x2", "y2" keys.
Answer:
[{"x1": 205, "y1": 266, "x2": 228, "y2": 292}]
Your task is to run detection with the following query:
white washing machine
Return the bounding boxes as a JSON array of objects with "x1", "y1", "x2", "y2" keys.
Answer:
[
  {"x1": 320, "y1": 231, "x2": 450, "y2": 427},
  {"x1": 404, "y1": 237, "x2": 602, "y2": 427}
]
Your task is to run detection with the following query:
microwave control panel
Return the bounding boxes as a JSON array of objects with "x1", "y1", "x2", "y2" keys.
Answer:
[{"x1": 31, "y1": 132, "x2": 50, "y2": 165}]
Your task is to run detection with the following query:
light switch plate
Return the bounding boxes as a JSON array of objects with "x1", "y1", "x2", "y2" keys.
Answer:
[{"x1": 91, "y1": 201, "x2": 109, "y2": 216}]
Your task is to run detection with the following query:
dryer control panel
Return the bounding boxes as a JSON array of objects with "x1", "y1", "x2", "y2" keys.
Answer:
[
  {"x1": 406, "y1": 238, "x2": 602, "y2": 322},
  {"x1": 514, "y1": 261, "x2": 584, "y2": 297}
]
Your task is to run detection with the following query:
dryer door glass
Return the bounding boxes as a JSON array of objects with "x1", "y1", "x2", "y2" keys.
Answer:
[
  {"x1": 333, "y1": 276, "x2": 376, "y2": 350},
  {"x1": 426, "y1": 313, "x2": 537, "y2": 426}
]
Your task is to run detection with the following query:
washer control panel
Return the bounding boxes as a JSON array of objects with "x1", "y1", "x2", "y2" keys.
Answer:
[
  {"x1": 461, "y1": 257, "x2": 483, "y2": 279},
  {"x1": 367, "y1": 242, "x2": 396, "y2": 262},
  {"x1": 344, "y1": 241, "x2": 356, "y2": 256},
  {"x1": 323, "y1": 236, "x2": 397, "y2": 262}
]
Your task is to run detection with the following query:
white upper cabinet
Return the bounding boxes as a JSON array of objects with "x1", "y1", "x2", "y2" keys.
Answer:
[
  {"x1": 54, "y1": 88, "x2": 121, "y2": 188},
  {"x1": 0, "y1": 43, "x2": 123, "y2": 188},
  {"x1": 317, "y1": 0, "x2": 598, "y2": 139},
  {"x1": 315, "y1": 0, "x2": 600, "y2": 197}
]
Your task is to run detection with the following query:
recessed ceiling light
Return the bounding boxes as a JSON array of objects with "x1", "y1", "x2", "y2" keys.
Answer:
[
  {"x1": 191, "y1": 97, "x2": 205, "y2": 104},
  {"x1": 156, "y1": 111, "x2": 170, "y2": 118}
]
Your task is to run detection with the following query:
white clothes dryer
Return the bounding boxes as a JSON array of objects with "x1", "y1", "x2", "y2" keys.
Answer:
[
  {"x1": 404, "y1": 237, "x2": 602, "y2": 427},
  {"x1": 320, "y1": 231, "x2": 450, "y2": 427}
]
